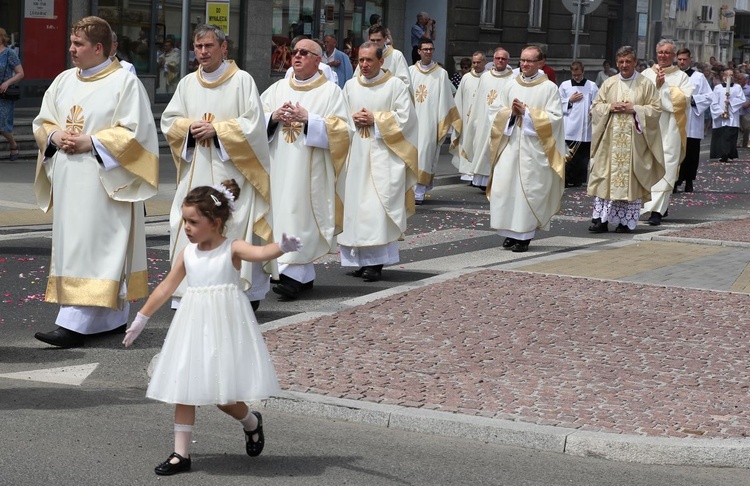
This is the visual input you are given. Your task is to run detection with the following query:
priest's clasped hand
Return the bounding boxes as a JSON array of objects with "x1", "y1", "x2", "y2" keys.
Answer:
[
  {"x1": 190, "y1": 120, "x2": 216, "y2": 141},
  {"x1": 352, "y1": 108, "x2": 374, "y2": 128},
  {"x1": 275, "y1": 101, "x2": 309, "y2": 126},
  {"x1": 56, "y1": 132, "x2": 93, "y2": 155},
  {"x1": 610, "y1": 101, "x2": 634, "y2": 114},
  {"x1": 511, "y1": 98, "x2": 526, "y2": 116}
]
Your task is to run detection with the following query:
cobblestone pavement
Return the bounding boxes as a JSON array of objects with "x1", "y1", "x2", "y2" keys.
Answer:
[{"x1": 264, "y1": 218, "x2": 750, "y2": 441}]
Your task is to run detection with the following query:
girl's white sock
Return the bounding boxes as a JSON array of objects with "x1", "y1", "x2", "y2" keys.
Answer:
[
  {"x1": 239, "y1": 409, "x2": 258, "y2": 432},
  {"x1": 174, "y1": 423, "x2": 193, "y2": 459}
]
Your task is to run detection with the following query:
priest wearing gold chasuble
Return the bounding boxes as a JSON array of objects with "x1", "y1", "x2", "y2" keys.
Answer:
[
  {"x1": 261, "y1": 39, "x2": 354, "y2": 300},
  {"x1": 487, "y1": 46, "x2": 565, "y2": 253},
  {"x1": 587, "y1": 45, "x2": 665, "y2": 234},
  {"x1": 161, "y1": 24, "x2": 273, "y2": 310},
  {"x1": 339, "y1": 42, "x2": 418, "y2": 282},
  {"x1": 33, "y1": 16, "x2": 159, "y2": 348}
]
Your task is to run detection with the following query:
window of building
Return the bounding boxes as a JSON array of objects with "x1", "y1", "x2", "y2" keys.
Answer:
[
  {"x1": 529, "y1": 0, "x2": 543, "y2": 30},
  {"x1": 271, "y1": 0, "x2": 386, "y2": 74},
  {"x1": 480, "y1": 0, "x2": 498, "y2": 27}
]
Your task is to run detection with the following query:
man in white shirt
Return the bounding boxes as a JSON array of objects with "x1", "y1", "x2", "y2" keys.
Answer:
[{"x1": 559, "y1": 61, "x2": 598, "y2": 187}]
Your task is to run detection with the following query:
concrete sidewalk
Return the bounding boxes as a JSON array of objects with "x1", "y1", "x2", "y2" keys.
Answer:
[{"x1": 3, "y1": 147, "x2": 750, "y2": 468}]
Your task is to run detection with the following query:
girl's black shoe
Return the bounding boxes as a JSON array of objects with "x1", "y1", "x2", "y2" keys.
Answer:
[
  {"x1": 245, "y1": 411, "x2": 265, "y2": 457},
  {"x1": 155, "y1": 452, "x2": 191, "y2": 476}
]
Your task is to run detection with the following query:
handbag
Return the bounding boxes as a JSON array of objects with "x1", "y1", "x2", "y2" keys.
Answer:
[{"x1": 0, "y1": 51, "x2": 20, "y2": 101}]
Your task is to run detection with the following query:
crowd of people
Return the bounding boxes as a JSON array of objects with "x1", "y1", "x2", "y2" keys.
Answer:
[{"x1": 21, "y1": 13, "x2": 746, "y2": 476}]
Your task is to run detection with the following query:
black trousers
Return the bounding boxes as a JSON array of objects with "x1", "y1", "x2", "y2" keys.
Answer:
[
  {"x1": 678, "y1": 137, "x2": 701, "y2": 182},
  {"x1": 710, "y1": 126, "x2": 739, "y2": 160},
  {"x1": 565, "y1": 140, "x2": 590, "y2": 186}
]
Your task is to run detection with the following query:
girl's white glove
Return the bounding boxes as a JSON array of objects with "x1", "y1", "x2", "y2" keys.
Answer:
[
  {"x1": 279, "y1": 233, "x2": 303, "y2": 253},
  {"x1": 123, "y1": 312, "x2": 149, "y2": 347}
]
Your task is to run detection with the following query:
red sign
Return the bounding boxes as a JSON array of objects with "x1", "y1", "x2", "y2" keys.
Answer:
[{"x1": 23, "y1": 0, "x2": 68, "y2": 80}]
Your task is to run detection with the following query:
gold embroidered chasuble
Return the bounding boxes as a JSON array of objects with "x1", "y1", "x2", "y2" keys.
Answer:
[
  {"x1": 161, "y1": 61, "x2": 273, "y2": 295},
  {"x1": 640, "y1": 65, "x2": 693, "y2": 206},
  {"x1": 32, "y1": 61, "x2": 159, "y2": 308},
  {"x1": 487, "y1": 74, "x2": 565, "y2": 233},
  {"x1": 408, "y1": 62, "x2": 460, "y2": 186},
  {"x1": 467, "y1": 68, "x2": 515, "y2": 178},
  {"x1": 588, "y1": 73, "x2": 665, "y2": 202},
  {"x1": 339, "y1": 70, "x2": 418, "y2": 248},
  {"x1": 260, "y1": 73, "x2": 353, "y2": 264},
  {"x1": 449, "y1": 70, "x2": 482, "y2": 175}
]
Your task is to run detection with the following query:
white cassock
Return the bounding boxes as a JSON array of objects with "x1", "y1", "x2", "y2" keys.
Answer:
[
  {"x1": 640, "y1": 65, "x2": 693, "y2": 215},
  {"x1": 33, "y1": 59, "x2": 159, "y2": 333},
  {"x1": 261, "y1": 72, "x2": 353, "y2": 283},
  {"x1": 710, "y1": 82, "x2": 745, "y2": 128},
  {"x1": 339, "y1": 70, "x2": 418, "y2": 267},
  {"x1": 559, "y1": 79, "x2": 598, "y2": 142},
  {"x1": 449, "y1": 69, "x2": 483, "y2": 178},
  {"x1": 466, "y1": 67, "x2": 515, "y2": 187},
  {"x1": 408, "y1": 62, "x2": 459, "y2": 200},
  {"x1": 355, "y1": 45, "x2": 412, "y2": 95},
  {"x1": 161, "y1": 61, "x2": 274, "y2": 302},
  {"x1": 488, "y1": 74, "x2": 565, "y2": 240}
]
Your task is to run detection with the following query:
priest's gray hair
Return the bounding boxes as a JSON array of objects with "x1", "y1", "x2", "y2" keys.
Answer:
[
  {"x1": 193, "y1": 24, "x2": 227, "y2": 44},
  {"x1": 360, "y1": 41, "x2": 383, "y2": 59},
  {"x1": 656, "y1": 38, "x2": 676, "y2": 54},
  {"x1": 615, "y1": 45, "x2": 636, "y2": 60}
]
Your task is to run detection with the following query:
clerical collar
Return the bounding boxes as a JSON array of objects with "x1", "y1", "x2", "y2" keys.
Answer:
[
  {"x1": 202, "y1": 61, "x2": 228, "y2": 82},
  {"x1": 361, "y1": 69, "x2": 385, "y2": 84},
  {"x1": 722, "y1": 81, "x2": 733, "y2": 88},
  {"x1": 619, "y1": 72, "x2": 637, "y2": 81},
  {"x1": 294, "y1": 70, "x2": 322, "y2": 85},
  {"x1": 521, "y1": 71, "x2": 541, "y2": 82},
  {"x1": 684, "y1": 67, "x2": 695, "y2": 77},
  {"x1": 417, "y1": 61, "x2": 436, "y2": 72},
  {"x1": 571, "y1": 77, "x2": 586, "y2": 86},
  {"x1": 81, "y1": 58, "x2": 112, "y2": 78}
]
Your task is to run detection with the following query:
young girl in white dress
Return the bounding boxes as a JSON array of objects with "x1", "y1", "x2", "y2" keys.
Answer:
[{"x1": 122, "y1": 180, "x2": 302, "y2": 476}]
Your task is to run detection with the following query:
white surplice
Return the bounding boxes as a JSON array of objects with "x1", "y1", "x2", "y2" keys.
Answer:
[
  {"x1": 449, "y1": 70, "x2": 482, "y2": 175},
  {"x1": 339, "y1": 70, "x2": 418, "y2": 266}
]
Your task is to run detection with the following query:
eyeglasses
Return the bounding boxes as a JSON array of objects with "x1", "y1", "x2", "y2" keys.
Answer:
[
  {"x1": 419, "y1": 47, "x2": 434, "y2": 52},
  {"x1": 291, "y1": 49, "x2": 318, "y2": 57},
  {"x1": 519, "y1": 59, "x2": 539, "y2": 63}
]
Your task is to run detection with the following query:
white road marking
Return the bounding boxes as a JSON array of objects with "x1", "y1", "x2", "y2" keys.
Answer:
[{"x1": 0, "y1": 363, "x2": 99, "y2": 386}]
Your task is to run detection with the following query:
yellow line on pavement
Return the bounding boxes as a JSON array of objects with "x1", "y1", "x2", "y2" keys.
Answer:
[
  {"x1": 515, "y1": 241, "x2": 729, "y2": 280},
  {"x1": 730, "y1": 264, "x2": 750, "y2": 293}
]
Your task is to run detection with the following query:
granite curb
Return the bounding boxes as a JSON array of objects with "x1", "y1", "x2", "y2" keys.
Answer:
[{"x1": 250, "y1": 392, "x2": 750, "y2": 469}]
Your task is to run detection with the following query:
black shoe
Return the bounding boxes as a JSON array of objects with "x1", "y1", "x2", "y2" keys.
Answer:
[
  {"x1": 719, "y1": 157, "x2": 729, "y2": 162},
  {"x1": 361, "y1": 265, "x2": 382, "y2": 282},
  {"x1": 414, "y1": 199, "x2": 423, "y2": 205},
  {"x1": 244, "y1": 411, "x2": 265, "y2": 457},
  {"x1": 511, "y1": 240, "x2": 531, "y2": 253},
  {"x1": 97, "y1": 324, "x2": 126, "y2": 336},
  {"x1": 614, "y1": 224, "x2": 631, "y2": 233},
  {"x1": 155, "y1": 452, "x2": 191, "y2": 476},
  {"x1": 502, "y1": 237, "x2": 517, "y2": 249},
  {"x1": 685, "y1": 180, "x2": 693, "y2": 193},
  {"x1": 34, "y1": 327, "x2": 85, "y2": 348},
  {"x1": 647, "y1": 212, "x2": 662, "y2": 226},
  {"x1": 350, "y1": 267, "x2": 366, "y2": 277},
  {"x1": 272, "y1": 275, "x2": 312, "y2": 300},
  {"x1": 588, "y1": 218, "x2": 608, "y2": 233},
  {"x1": 251, "y1": 300, "x2": 260, "y2": 311}
]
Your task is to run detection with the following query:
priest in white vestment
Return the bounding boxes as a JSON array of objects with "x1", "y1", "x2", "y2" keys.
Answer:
[
  {"x1": 675, "y1": 49, "x2": 712, "y2": 193},
  {"x1": 33, "y1": 16, "x2": 159, "y2": 348},
  {"x1": 709, "y1": 68, "x2": 746, "y2": 163},
  {"x1": 467, "y1": 48, "x2": 515, "y2": 189},
  {"x1": 487, "y1": 46, "x2": 564, "y2": 253},
  {"x1": 161, "y1": 24, "x2": 273, "y2": 310},
  {"x1": 559, "y1": 61, "x2": 598, "y2": 187},
  {"x1": 339, "y1": 42, "x2": 418, "y2": 282},
  {"x1": 354, "y1": 25, "x2": 412, "y2": 96},
  {"x1": 588, "y1": 46, "x2": 665, "y2": 234},
  {"x1": 640, "y1": 40, "x2": 693, "y2": 226},
  {"x1": 261, "y1": 39, "x2": 354, "y2": 299},
  {"x1": 408, "y1": 38, "x2": 459, "y2": 204},
  {"x1": 449, "y1": 51, "x2": 485, "y2": 181}
]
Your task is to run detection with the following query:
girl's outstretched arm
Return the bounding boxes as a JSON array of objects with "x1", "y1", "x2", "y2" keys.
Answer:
[
  {"x1": 232, "y1": 233, "x2": 302, "y2": 265},
  {"x1": 123, "y1": 250, "x2": 187, "y2": 347}
]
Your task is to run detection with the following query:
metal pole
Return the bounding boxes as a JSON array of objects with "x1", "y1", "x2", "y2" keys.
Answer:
[
  {"x1": 180, "y1": 0, "x2": 191, "y2": 78},
  {"x1": 573, "y1": 0, "x2": 583, "y2": 62}
]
